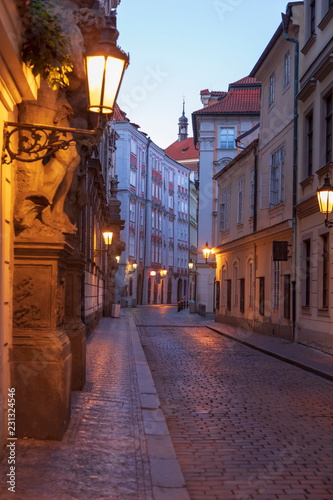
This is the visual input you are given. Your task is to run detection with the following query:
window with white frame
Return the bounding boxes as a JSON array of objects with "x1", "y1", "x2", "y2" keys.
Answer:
[
  {"x1": 139, "y1": 239, "x2": 143, "y2": 259},
  {"x1": 273, "y1": 261, "x2": 280, "y2": 308},
  {"x1": 152, "y1": 211, "x2": 155, "y2": 229},
  {"x1": 141, "y1": 177, "x2": 145, "y2": 194},
  {"x1": 130, "y1": 139, "x2": 137, "y2": 155},
  {"x1": 169, "y1": 194, "x2": 174, "y2": 209},
  {"x1": 250, "y1": 169, "x2": 255, "y2": 217},
  {"x1": 220, "y1": 187, "x2": 231, "y2": 231},
  {"x1": 220, "y1": 128, "x2": 235, "y2": 149},
  {"x1": 129, "y1": 236, "x2": 135, "y2": 257},
  {"x1": 140, "y1": 206, "x2": 144, "y2": 226},
  {"x1": 151, "y1": 242, "x2": 155, "y2": 263},
  {"x1": 178, "y1": 200, "x2": 181, "y2": 212},
  {"x1": 159, "y1": 214, "x2": 162, "y2": 231},
  {"x1": 270, "y1": 147, "x2": 285, "y2": 207},
  {"x1": 129, "y1": 202, "x2": 135, "y2": 222},
  {"x1": 269, "y1": 73, "x2": 275, "y2": 107},
  {"x1": 169, "y1": 250, "x2": 173, "y2": 267},
  {"x1": 169, "y1": 221, "x2": 173, "y2": 237},
  {"x1": 284, "y1": 51, "x2": 291, "y2": 88},
  {"x1": 155, "y1": 212, "x2": 158, "y2": 229},
  {"x1": 130, "y1": 170, "x2": 136, "y2": 187},
  {"x1": 237, "y1": 176, "x2": 245, "y2": 224},
  {"x1": 169, "y1": 170, "x2": 173, "y2": 182},
  {"x1": 184, "y1": 201, "x2": 188, "y2": 214},
  {"x1": 155, "y1": 244, "x2": 158, "y2": 264}
]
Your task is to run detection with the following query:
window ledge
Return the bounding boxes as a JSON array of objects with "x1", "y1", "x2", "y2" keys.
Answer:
[
  {"x1": 301, "y1": 33, "x2": 317, "y2": 55},
  {"x1": 316, "y1": 162, "x2": 333, "y2": 181},
  {"x1": 301, "y1": 306, "x2": 311, "y2": 314},
  {"x1": 300, "y1": 175, "x2": 314, "y2": 192},
  {"x1": 318, "y1": 6, "x2": 333, "y2": 31},
  {"x1": 317, "y1": 308, "x2": 330, "y2": 317}
]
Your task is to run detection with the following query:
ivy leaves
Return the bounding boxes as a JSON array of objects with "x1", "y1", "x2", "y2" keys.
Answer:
[{"x1": 19, "y1": 0, "x2": 73, "y2": 90}]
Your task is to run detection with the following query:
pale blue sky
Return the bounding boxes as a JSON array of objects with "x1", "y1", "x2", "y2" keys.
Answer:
[{"x1": 116, "y1": 0, "x2": 290, "y2": 149}]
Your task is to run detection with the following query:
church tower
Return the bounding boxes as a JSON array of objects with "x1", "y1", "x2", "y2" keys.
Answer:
[{"x1": 178, "y1": 99, "x2": 188, "y2": 142}]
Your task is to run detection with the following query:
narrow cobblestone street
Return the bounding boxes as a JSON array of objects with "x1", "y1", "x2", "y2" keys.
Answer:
[{"x1": 135, "y1": 306, "x2": 333, "y2": 500}]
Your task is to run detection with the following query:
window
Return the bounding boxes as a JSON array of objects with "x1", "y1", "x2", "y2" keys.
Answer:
[
  {"x1": 273, "y1": 261, "x2": 280, "y2": 308},
  {"x1": 158, "y1": 244, "x2": 161, "y2": 264},
  {"x1": 220, "y1": 187, "x2": 231, "y2": 231},
  {"x1": 249, "y1": 260, "x2": 254, "y2": 307},
  {"x1": 169, "y1": 195, "x2": 174, "y2": 209},
  {"x1": 310, "y1": 0, "x2": 316, "y2": 34},
  {"x1": 240, "y1": 278, "x2": 245, "y2": 313},
  {"x1": 270, "y1": 147, "x2": 285, "y2": 206},
  {"x1": 284, "y1": 51, "x2": 291, "y2": 88},
  {"x1": 130, "y1": 139, "x2": 137, "y2": 155},
  {"x1": 269, "y1": 73, "x2": 275, "y2": 107},
  {"x1": 259, "y1": 277, "x2": 265, "y2": 316},
  {"x1": 139, "y1": 239, "x2": 143, "y2": 260},
  {"x1": 325, "y1": 92, "x2": 332, "y2": 164},
  {"x1": 284, "y1": 274, "x2": 291, "y2": 319},
  {"x1": 227, "y1": 280, "x2": 231, "y2": 311},
  {"x1": 169, "y1": 250, "x2": 174, "y2": 267},
  {"x1": 250, "y1": 169, "x2": 255, "y2": 218},
  {"x1": 322, "y1": 234, "x2": 329, "y2": 308},
  {"x1": 169, "y1": 170, "x2": 173, "y2": 183},
  {"x1": 237, "y1": 176, "x2": 245, "y2": 223},
  {"x1": 304, "y1": 240, "x2": 311, "y2": 307},
  {"x1": 234, "y1": 265, "x2": 238, "y2": 306},
  {"x1": 152, "y1": 211, "x2": 155, "y2": 229},
  {"x1": 156, "y1": 212, "x2": 158, "y2": 230},
  {"x1": 141, "y1": 177, "x2": 145, "y2": 194},
  {"x1": 220, "y1": 128, "x2": 235, "y2": 149},
  {"x1": 159, "y1": 214, "x2": 162, "y2": 231},
  {"x1": 129, "y1": 202, "x2": 135, "y2": 222},
  {"x1": 169, "y1": 221, "x2": 173, "y2": 238},
  {"x1": 129, "y1": 277, "x2": 133, "y2": 297},
  {"x1": 151, "y1": 243, "x2": 155, "y2": 264},
  {"x1": 140, "y1": 206, "x2": 144, "y2": 226},
  {"x1": 129, "y1": 236, "x2": 135, "y2": 257},
  {"x1": 306, "y1": 111, "x2": 313, "y2": 177},
  {"x1": 130, "y1": 170, "x2": 136, "y2": 187}
]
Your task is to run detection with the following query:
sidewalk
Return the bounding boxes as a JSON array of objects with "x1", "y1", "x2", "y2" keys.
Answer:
[
  {"x1": 202, "y1": 315, "x2": 333, "y2": 382},
  {"x1": 0, "y1": 312, "x2": 189, "y2": 500}
]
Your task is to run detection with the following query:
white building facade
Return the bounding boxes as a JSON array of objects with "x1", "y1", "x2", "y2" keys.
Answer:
[{"x1": 113, "y1": 119, "x2": 191, "y2": 306}]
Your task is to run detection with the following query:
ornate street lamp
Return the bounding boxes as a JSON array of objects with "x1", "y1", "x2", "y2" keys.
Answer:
[
  {"x1": 188, "y1": 259, "x2": 194, "y2": 271},
  {"x1": 317, "y1": 175, "x2": 333, "y2": 228},
  {"x1": 84, "y1": 22, "x2": 129, "y2": 115},
  {"x1": 160, "y1": 266, "x2": 167, "y2": 277},
  {"x1": 150, "y1": 270, "x2": 157, "y2": 277},
  {"x1": 132, "y1": 260, "x2": 138, "y2": 270},
  {"x1": 202, "y1": 242, "x2": 211, "y2": 263},
  {"x1": 2, "y1": 19, "x2": 129, "y2": 164},
  {"x1": 94, "y1": 230, "x2": 113, "y2": 256}
]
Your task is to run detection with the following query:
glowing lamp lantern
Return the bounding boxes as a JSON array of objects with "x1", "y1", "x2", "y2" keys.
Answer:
[
  {"x1": 85, "y1": 26, "x2": 129, "y2": 114},
  {"x1": 102, "y1": 231, "x2": 113, "y2": 246},
  {"x1": 317, "y1": 175, "x2": 333, "y2": 227},
  {"x1": 133, "y1": 260, "x2": 138, "y2": 270},
  {"x1": 188, "y1": 259, "x2": 194, "y2": 271},
  {"x1": 202, "y1": 242, "x2": 211, "y2": 263},
  {"x1": 161, "y1": 266, "x2": 167, "y2": 277},
  {"x1": 116, "y1": 255, "x2": 120, "y2": 263},
  {"x1": 150, "y1": 271, "x2": 157, "y2": 277}
]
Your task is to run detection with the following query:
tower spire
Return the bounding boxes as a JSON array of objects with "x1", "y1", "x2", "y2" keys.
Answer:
[{"x1": 178, "y1": 97, "x2": 188, "y2": 142}]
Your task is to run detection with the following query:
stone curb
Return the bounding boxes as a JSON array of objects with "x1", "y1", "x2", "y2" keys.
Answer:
[
  {"x1": 206, "y1": 324, "x2": 333, "y2": 382},
  {"x1": 129, "y1": 315, "x2": 190, "y2": 500}
]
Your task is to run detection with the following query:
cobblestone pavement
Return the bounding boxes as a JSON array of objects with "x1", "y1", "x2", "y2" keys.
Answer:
[
  {"x1": 0, "y1": 317, "x2": 153, "y2": 500},
  {"x1": 134, "y1": 306, "x2": 333, "y2": 500}
]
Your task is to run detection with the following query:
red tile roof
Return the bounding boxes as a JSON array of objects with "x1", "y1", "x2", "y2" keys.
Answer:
[
  {"x1": 193, "y1": 87, "x2": 260, "y2": 115},
  {"x1": 113, "y1": 103, "x2": 129, "y2": 122},
  {"x1": 165, "y1": 138, "x2": 199, "y2": 161},
  {"x1": 200, "y1": 89, "x2": 210, "y2": 95},
  {"x1": 229, "y1": 76, "x2": 260, "y2": 87}
]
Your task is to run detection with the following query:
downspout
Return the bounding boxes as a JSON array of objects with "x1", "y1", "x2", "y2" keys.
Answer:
[
  {"x1": 253, "y1": 143, "x2": 258, "y2": 234},
  {"x1": 283, "y1": 27, "x2": 299, "y2": 343},
  {"x1": 143, "y1": 137, "x2": 152, "y2": 303}
]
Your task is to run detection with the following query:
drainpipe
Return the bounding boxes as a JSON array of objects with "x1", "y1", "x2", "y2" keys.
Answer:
[
  {"x1": 283, "y1": 24, "x2": 299, "y2": 343},
  {"x1": 253, "y1": 143, "x2": 258, "y2": 234}
]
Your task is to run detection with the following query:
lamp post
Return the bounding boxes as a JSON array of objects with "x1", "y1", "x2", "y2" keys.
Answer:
[
  {"x1": 317, "y1": 175, "x2": 333, "y2": 228},
  {"x1": 202, "y1": 242, "x2": 211, "y2": 263},
  {"x1": 94, "y1": 230, "x2": 114, "y2": 256},
  {"x1": 3, "y1": 21, "x2": 129, "y2": 164}
]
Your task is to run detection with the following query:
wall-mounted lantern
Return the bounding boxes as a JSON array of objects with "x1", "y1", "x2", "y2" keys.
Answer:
[
  {"x1": 188, "y1": 259, "x2": 194, "y2": 271},
  {"x1": 317, "y1": 174, "x2": 333, "y2": 228},
  {"x1": 160, "y1": 266, "x2": 167, "y2": 277},
  {"x1": 132, "y1": 260, "x2": 138, "y2": 270},
  {"x1": 202, "y1": 242, "x2": 211, "y2": 263},
  {"x1": 94, "y1": 230, "x2": 113, "y2": 257},
  {"x1": 116, "y1": 255, "x2": 120, "y2": 263}
]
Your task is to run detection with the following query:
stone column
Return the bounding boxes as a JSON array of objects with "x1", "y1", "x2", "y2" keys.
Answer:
[
  {"x1": 64, "y1": 251, "x2": 86, "y2": 391},
  {"x1": 12, "y1": 241, "x2": 73, "y2": 440}
]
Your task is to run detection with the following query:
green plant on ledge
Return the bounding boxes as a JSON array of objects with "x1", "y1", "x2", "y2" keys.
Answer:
[{"x1": 18, "y1": 0, "x2": 73, "y2": 90}]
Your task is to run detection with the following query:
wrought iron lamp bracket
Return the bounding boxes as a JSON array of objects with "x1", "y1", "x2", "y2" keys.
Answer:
[
  {"x1": 324, "y1": 217, "x2": 333, "y2": 228},
  {"x1": 94, "y1": 249, "x2": 108, "y2": 257},
  {"x1": 2, "y1": 122, "x2": 101, "y2": 164}
]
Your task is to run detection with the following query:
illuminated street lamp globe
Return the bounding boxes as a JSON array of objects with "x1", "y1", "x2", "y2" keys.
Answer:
[
  {"x1": 317, "y1": 175, "x2": 333, "y2": 227},
  {"x1": 202, "y1": 242, "x2": 211, "y2": 263},
  {"x1": 102, "y1": 231, "x2": 113, "y2": 246},
  {"x1": 188, "y1": 259, "x2": 194, "y2": 271}
]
